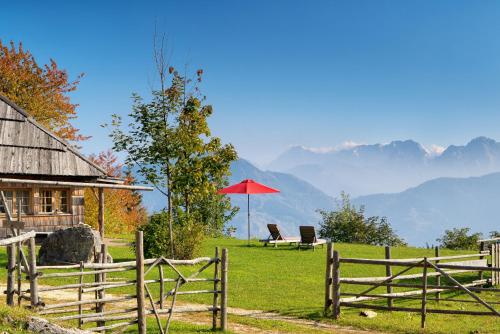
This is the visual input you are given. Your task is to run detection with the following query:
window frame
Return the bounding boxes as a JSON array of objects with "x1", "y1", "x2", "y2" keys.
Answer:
[
  {"x1": 39, "y1": 190, "x2": 54, "y2": 214},
  {"x1": 0, "y1": 189, "x2": 32, "y2": 215}
]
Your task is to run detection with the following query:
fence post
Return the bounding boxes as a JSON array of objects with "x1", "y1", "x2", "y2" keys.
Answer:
[
  {"x1": 78, "y1": 261, "x2": 84, "y2": 328},
  {"x1": 493, "y1": 242, "x2": 499, "y2": 286},
  {"x1": 332, "y1": 250, "x2": 341, "y2": 320},
  {"x1": 6, "y1": 242, "x2": 16, "y2": 306},
  {"x1": 212, "y1": 247, "x2": 220, "y2": 330},
  {"x1": 135, "y1": 231, "x2": 146, "y2": 334},
  {"x1": 324, "y1": 242, "x2": 333, "y2": 315},
  {"x1": 421, "y1": 257, "x2": 428, "y2": 329},
  {"x1": 220, "y1": 248, "x2": 228, "y2": 331},
  {"x1": 97, "y1": 244, "x2": 107, "y2": 332},
  {"x1": 28, "y1": 237, "x2": 38, "y2": 308},
  {"x1": 17, "y1": 240, "x2": 22, "y2": 306},
  {"x1": 159, "y1": 265, "x2": 164, "y2": 309},
  {"x1": 384, "y1": 246, "x2": 393, "y2": 308},
  {"x1": 435, "y1": 246, "x2": 441, "y2": 301}
]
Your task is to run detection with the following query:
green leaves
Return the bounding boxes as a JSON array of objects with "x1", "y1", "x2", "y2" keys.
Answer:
[
  {"x1": 107, "y1": 68, "x2": 238, "y2": 242},
  {"x1": 318, "y1": 192, "x2": 406, "y2": 246}
]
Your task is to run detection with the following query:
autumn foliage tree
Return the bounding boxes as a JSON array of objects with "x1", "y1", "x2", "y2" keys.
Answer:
[
  {"x1": 84, "y1": 151, "x2": 148, "y2": 234},
  {"x1": 0, "y1": 40, "x2": 86, "y2": 141}
]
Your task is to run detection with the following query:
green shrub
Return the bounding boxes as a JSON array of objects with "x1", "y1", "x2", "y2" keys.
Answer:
[
  {"x1": 437, "y1": 227, "x2": 482, "y2": 250},
  {"x1": 318, "y1": 192, "x2": 406, "y2": 246},
  {"x1": 138, "y1": 211, "x2": 204, "y2": 259}
]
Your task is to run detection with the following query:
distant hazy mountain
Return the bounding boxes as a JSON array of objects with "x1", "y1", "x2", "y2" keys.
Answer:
[
  {"x1": 353, "y1": 173, "x2": 500, "y2": 246},
  {"x1": 140, "y1": 159, "x2": 334, "y2": 239},
  {"x1": 268, "y1": 137, "x2": 500, "y2": 196}
]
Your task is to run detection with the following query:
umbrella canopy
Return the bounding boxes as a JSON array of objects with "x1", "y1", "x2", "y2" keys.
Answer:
[
  {"x1": 217, "y1": 179, "x2": 280, "y2": 195},
  {"x1": 218, "y1": 179, "x2": 280, "y2": 244}
]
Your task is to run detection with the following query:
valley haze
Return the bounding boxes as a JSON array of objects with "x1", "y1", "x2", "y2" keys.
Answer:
[{"x1": 140, "y1": 136, "x2": 500, "y2": 246}]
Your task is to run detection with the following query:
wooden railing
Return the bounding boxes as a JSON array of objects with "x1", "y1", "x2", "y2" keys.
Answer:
[
  {"x1": 324, "y1": 242, "x2": 500, "y2": 328},
  {"x1": 4, "y1": 231, "x2": 228, "y2": 333}
]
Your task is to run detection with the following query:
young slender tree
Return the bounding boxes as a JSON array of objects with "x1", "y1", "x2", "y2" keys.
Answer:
[{"x1": 107, "y1": 36, "x2": 237, "y2": 257}]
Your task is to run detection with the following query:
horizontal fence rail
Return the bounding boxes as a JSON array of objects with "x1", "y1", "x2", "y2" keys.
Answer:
[
  {"x1": 2, "y1": 230, "x2": 229, "y2": 334},
  {"x1": 324, "y1": 242, "x2": 500, "y2": 328}
]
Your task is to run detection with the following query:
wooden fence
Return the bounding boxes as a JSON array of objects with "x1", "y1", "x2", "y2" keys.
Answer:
[
  {"x1": 3, "y1": 231, "x2": 228, "y2": 333},
  {"x1": 480, "y1": 238, "x2": 500, "y2": 285},
  {"x1": 324, "y1": 242, "x2": 500, "y2": 328}
]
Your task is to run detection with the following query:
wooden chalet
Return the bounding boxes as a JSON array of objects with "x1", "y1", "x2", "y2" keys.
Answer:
[{"x1": 0, "y1": 94, "x2": 152, "y2": 238}]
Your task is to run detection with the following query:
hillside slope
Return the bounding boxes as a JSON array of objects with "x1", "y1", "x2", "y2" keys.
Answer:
[
  {"x1": 140, "y1": 159, "x2": 334, "y2": 239},
  {"x1": 353, "y1": 172, "x2": 500, "y2": 245}
]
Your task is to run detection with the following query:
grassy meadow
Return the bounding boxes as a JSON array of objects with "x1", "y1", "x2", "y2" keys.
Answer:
[{"x1": 0, "y1": 237, "x2": 498, "y2": 333}]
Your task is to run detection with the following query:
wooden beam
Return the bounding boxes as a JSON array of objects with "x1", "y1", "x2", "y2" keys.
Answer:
[
  {"x1": 0, "y1": 231, "x2": 36, "y2": 246},
  {"x1": 0, "y1": 178, "x2": 153, "y2": 191},
  {"x1": 98, "y1": 188, "x2": 104, "y2": 239},
  {"x1": 135, "y1": 231, "x2": 146, "y2": 334}
]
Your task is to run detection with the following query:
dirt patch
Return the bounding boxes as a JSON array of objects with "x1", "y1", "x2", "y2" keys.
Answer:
[{"x1": 2, "y1": 283, "x2": 381, "y2": 334}]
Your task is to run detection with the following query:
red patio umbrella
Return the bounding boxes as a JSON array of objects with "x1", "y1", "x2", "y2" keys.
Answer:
[{"x1": 218, "y1": 179, "x2": 280, "y2": 244}]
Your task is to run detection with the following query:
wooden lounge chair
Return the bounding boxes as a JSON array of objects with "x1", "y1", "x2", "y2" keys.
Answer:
[
  {"x1": 260, "y1": 224, "x2": 300, "y2": 247},
  {"x1": 298, "y1": 226, "x2": 326, "y2": 250}
]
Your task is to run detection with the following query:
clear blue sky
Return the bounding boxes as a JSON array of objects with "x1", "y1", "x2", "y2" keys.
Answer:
[{"x1": 2, "y1": 1, "x2": 500, "y2": 165}]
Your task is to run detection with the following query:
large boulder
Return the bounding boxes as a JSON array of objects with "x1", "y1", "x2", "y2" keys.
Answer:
[{"x1": 38, "y1": 225, "x2": 103, "y2": 265}]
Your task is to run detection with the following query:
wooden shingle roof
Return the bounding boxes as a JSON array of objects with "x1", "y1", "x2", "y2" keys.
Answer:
[{"x1": 0, "y1": 94, "x2": 107, "y2": 178}]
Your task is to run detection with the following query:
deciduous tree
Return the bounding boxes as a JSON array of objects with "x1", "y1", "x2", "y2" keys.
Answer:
[
  {"x1": 84, "y1": 151, "x2": 147, "y2": 234},
  {"x1": 107, "y1": 39, "x2": 238, "y2": 257},
  {"x1": 0, "y1": 40, "x2": 86, "y2": 141}
]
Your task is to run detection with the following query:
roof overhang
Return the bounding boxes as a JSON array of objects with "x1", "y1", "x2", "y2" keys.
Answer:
[{"x1": 0, "y1": 177, "x2": 154, "y2": 191}]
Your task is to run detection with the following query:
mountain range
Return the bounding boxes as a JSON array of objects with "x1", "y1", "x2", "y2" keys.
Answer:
[
  {"x1": 353, "y1": 173, "x2": 500, "y2": 245},
  {"x1": 268, "y1": 137, "x2": 500, "y2": 196},
  {"x1": 140, "y1": 137, "x2": 500, "y2": 246}
]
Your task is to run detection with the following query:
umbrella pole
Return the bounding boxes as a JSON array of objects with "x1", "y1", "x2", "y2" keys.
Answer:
[{"x1": 247, "y1": 194, "x2": 250, "y2": 245}]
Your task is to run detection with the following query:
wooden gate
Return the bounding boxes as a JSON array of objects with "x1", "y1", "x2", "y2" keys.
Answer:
[
  {"x1": 3, "y1": 231, "x2": 228, "y2": 333},
  {"x1": 324, "y1": 243, "x2": 500, "y2": 328}
]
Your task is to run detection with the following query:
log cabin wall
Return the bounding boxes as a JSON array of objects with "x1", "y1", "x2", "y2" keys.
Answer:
[
  {"x1": 0, "y1": 94, "x2": 108, "y2": 237},
  {"x1": 0, "y1": 182, "x2": 85, "y2": 237}
]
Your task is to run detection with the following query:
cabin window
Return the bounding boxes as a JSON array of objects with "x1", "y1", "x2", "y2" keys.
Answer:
[
  {"x1": 16, "y1": 190, "x2": 30, "y2": 214},
  {"x1": 0, "y1": 191, "x2": 14, "y2": 214},
  {"x1": 40, "y1": 190, "x2": 53, "y2": 213},
  {"x1": 39, "y1": 189, "x2": 70, "y2": 214},
  {"x1": 58, "y1": 190, "x2": 69, "y2": 213},
  {"x1": 0, "y1": 190, "x2": 30, "y2": 215}
]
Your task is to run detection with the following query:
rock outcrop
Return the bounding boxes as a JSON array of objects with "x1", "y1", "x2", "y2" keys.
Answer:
[{"x1": 38, "y1": 225, "x2": 102, "y2": 265}]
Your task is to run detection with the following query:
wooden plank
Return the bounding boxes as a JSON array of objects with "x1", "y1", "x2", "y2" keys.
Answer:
[
  {"x1": 212, "y1": 247, "x2": 219, "y2": 329},
  {"x1": 96, "y1": 244, "x2": 107, "y2": 332},
  {"x1": 159, "y1": 265, "x2": 165, "y2": 310},
  {"x1": 421, "y1": 258, "x2": 428, "y2": 329},
  {"x1": 0, "y1": 231, "x2": 36, "y2": 246},
  {"x1": 28, "y1": 237, "x2": 38, "y2": 308},
  {"x1": 98, "y1": 189, "x2": 104, "y2": 238},
  {"x1": 332, "y1": 250, "x2": 340, "y2": 320},
  {"x1": 2, "y1": 220, "x2": 25, "y2": 229},
  {"x1": 135, "y1": 231, "x2": 146, "y2": 334},
  {"x1": 435, "y1": 247, "x2": 441, "y2": 302},
  {"x1": 221, "y1": 248, "x2": 228, "y2": 331},
  {"x1": 339, "y1": 302, "x2": 497, "y2": 316},
  {"x1": 0, "y1": 178, "x2": 153, "y2": 190},
  {"x1": 6, "y1": 243, "x2": 16, "y2": 306},
  {"x1": 385, "y1": 246, "x2": 393, "y2": 309},
  {"x1": 78, "y1": 262, "x2": 83, "y2": 328},
  {"x1": 426, "y1": 261, "x2": 500, "y2": 316},
  {"x1": 324, "y1": 242, "x2": 333, "y2": 315}
]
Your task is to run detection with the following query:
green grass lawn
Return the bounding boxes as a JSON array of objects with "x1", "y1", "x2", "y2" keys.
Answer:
[{"x1": 0, "y1": 238, "x2": 498, "y2": 333}]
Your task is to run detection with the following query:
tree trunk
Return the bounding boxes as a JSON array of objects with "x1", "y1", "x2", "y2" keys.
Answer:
[{"x1": 166, "y1": 164, "x2": 175, "y2": 259}]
